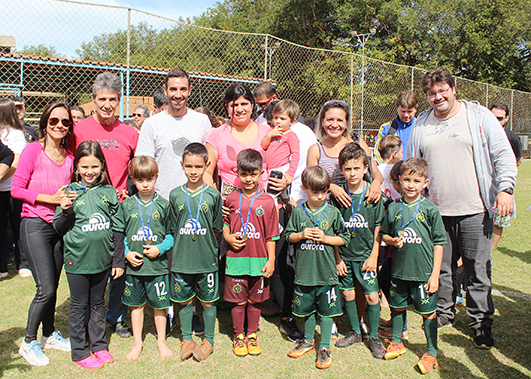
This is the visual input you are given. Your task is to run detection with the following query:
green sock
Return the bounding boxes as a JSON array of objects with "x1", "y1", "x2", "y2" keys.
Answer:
[
  {"x1": 391, "y1": 308, "x2": 405, "y2": 343},
  {"x1": 178, "y1": 302, "x2": 194, "y2": 341},
  {"x1": 304, "y1": 313, "x2": 317, "y2": 343},
  {"x1": 367, "y1": 303, "x2": 380, "y2": 338},
  {"x1": 344, "y1": 299, "x2": 361, "y2": 333},
  {"x1": 423, "y1": 317, "x2": 438, "y2": 358},
  {"x1": 203, "y1": 305, "x2": 217, "y2": 345},
  {"x1": 319, "y1": 317, "x2": 333, "y2": 350}
]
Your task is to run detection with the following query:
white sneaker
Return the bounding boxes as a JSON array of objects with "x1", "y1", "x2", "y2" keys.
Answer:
[
  {"x1": 19, "y1": 268, "x2": 32, "y2": 277},
  {"x1": 0, "y1": 272, "x2": 8, "y2": 279},
  {"x1": 19, "y1": 340, "x2": 50, "y2": 366},
  {"x1": 41, "y1": 330, "x2": 71, "y2": 351}
]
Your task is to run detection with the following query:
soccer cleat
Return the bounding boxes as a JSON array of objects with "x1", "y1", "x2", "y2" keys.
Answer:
[
  {"x1": 316, "y1": 348, "x2": 332, "y2": 369},
  {"x1": 193, "y1": 340, "x2": 213, "y2": 361},
  {"x1": 331, "y1": 321, "x2": 339, "y2": 340},
  {"x1": 246, "y1": 333, "x2": 261, "y2": 355},
  {"x1": 19, "y1": 340, "x2": 50, "y2": 366},
  {"x1": 288, "y1": 340, "x2": 315, "y2": 358},
  {"x1": 377, "y1": 328, "x2": 409, "y2": 340},
  {"x1": 233, "y1": 334, "x2": 248, "y2": 356},
  {"x1": 108, "y1": 322, "x2": 132, "y2": 338},
  {"x1": 279, "y1": 317, "x2": 304, "y2": 342},
  {"x1": 335, "y1": 330, "x2": 361, "y2": 348},
  {"x1": 368, "y1": 336, "x2": 385, "y2": 359},
  {"x1": 474, "y1": 326, "x2": 494, "y2": 349},
  {"x1": 93, "y1": 350, "x2": 114, "y2": 363},
  {"x1": 73, "y1": 355, "x2": 104, "y2": 369},
  {"x1": 41, "y1": 330, "x2": 71, "y2": 351},
  {"x1": 417, "y1": 352, "x2": 439, "y2": 374},
  {"x1": 360, "y1": 322, "x2": 370, "y2": 341},
  {"x1": 384, "y1": 342, "x2": 407, "y2": 360},
  {"x1": 180, "y1": 340, "x2": 197, "y2": 361}
]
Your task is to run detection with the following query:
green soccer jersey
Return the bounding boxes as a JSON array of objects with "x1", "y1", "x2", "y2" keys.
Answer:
[
  {"x1": 380, "y1": 197, "x2": 447, "y2": 282},
  {"x1": 285, "y1": 202, "x2": 350, "y2": 286},
  {"x1": 54, "y1": 183, "x2": 125, "y2": 275},
  {"x1": 332, "y1": 183, "x2": 385, "y2": 262},
  {"x1": 122, "y1": 194, "x2": 170, "y2": 276},
  {"x1": 169, "y1": 184, "x2": 223, "y2": 274}
]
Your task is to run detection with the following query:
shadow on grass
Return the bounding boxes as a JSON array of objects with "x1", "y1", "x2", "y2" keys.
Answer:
[
  {"x1": 497, "y1": 247, "x2": 531, "y2": 265},
  {"x1": 0, "y1": 327, "x2": 31, "y2": 377}
]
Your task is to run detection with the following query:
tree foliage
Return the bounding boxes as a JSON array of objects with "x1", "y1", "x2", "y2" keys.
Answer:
[{"x1": 16, "y1": 44, "x2": 64, "y2": 58}]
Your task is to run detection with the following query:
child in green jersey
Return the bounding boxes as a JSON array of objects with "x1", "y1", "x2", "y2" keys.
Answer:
[
  {"x1": 285, "y1": 166, "x2": 350, "y2": 370},
  {"x1": 54, "y1": 141, "x2": 125, "y2": 369},
  {"x1": 122, "y1": 156, "x2": 173, "y2": 361},
  {"x1": 380, "y1": 158, "x2": 446, "y2": 374},
  {"x1": 169, "y1": 143, "x2": 223, "y2": 362},
  {"x1": 332, "y1": 143, "x2": 386, "y2": 359}
]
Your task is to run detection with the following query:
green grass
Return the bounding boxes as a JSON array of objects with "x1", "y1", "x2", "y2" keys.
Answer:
[{"x1": 2, "y1": 162, "x2": 531, "y2": 378}]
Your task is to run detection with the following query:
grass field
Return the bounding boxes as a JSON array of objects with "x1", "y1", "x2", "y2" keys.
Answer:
[{"x1": 2, "y1": 162, "x2": 531, "y2": 378}]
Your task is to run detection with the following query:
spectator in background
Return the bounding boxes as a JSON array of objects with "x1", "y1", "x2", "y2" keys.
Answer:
[
  {"x1": 196, "y1": 106, "x2": 223, "y2": 128},
  {"x1": 373, "y1": 91, "x2": 417, "y2": 165},
  {"x1": 489, "y1": 102, "x2": 522, "y2": 257},
  {"x1": 132, "y1": 104, "x2": 149, "y2": 131},
  {"x1": 13, "y1": 97, "x2": 39, "y2": 142},
  {"x1": 153, "y1": 88, "x2": 168, "y2": 114},
  {"x1": 70, "y1": 106, "x2": 85, "y2": 124},
  {"x1": 254, "y1": 82, "x2": 279, "y2": 125}
]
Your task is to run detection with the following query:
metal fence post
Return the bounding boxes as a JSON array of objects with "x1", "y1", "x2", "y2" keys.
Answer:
[
  {"x1": 350, "y1": 54, "x2": 353, "y2": 128},
  {"x1": 126, "y1": 8, "x2": 131, "y2": 121},
  {"x1": 263, "y1": 35, "x2": 268, "y2": 80},
  {"x1": 411, "y1": 67, "x2": 414, "y2": 91}
]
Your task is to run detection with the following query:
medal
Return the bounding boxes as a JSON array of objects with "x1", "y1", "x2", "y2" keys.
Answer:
[
  {"x1": 345, "y1": 182, "x2": 366, "y2": 236},
  {"x1": 186, "y1": 183, "x2": 206, "y2": 241},
  {"x1": 239, "y1": 188, "x2": 260, "y2": 240},
  {"x1": 352, "y1": 231, "x2": 356, "y2": 238},
  {"x1": 145, "y1": 239, "x2": 152, "y2": 245},
  {"x1": 398, "y1": 231, "x2": 404, "y2": 238},
  {"x1": 137, "y1": 194, "x2": 155, "y2": 245},
  {"x1": 396, "y1": 197, "x2": 422, "y2": 236}
]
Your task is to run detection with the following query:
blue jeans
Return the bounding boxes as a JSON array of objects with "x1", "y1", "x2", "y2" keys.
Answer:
[
  {"x1": 105, "y1": 274, "x2": 128, "y2": 325},
  {"x1": 437, "y1": 212, "x2": 494, "y2": 330}
]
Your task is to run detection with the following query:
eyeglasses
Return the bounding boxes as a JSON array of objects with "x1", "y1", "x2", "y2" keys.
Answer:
[
  {"x1": 427, "y1": 87, "x2": 451, "y2": 99},
  {"x1": 48, "y1": 117, "x2": 72, "y2": 127},
  {"x1": 496, "y1": 116, "x2": 505, "y2": 121},
  {"x1": 256, "y1": 96, "x2": 274, "y2": 108},
  {"x1": 132, "y1": 113, "x2": 143, "y2": 117}
]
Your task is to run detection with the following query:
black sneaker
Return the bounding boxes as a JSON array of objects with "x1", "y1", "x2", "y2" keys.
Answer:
[
  {"x1": 474, "y1": 326, "x2": 494, "y2": 349},
  {"x1": 360, "y1": 322, "x2": 370, "y2": 341},
  {"x1": 280, "y1": 317, "x2": 304, "y2": 342},
  {"x1": 368, "y1": 336, "x2": 385, "y2": 359},
  {"x1": 335, "y1": 330, "x2": 361, "y2": 348},
  {"x1": 115, "y1": 322, "x2": 132, "y2": 338},
  {"x1": 192, "y1": 313, "x2": 205, "y2": 335}
]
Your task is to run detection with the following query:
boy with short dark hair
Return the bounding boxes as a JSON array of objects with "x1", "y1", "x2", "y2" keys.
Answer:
[
  {"x1": 168, "y1": 143, "x2": 223, "y2": 362},
  {"x1": 380, "y1": 157, "x2": 446, "y2": 374},
  {"x1": 332, "y1": 143, "x2": 386, "y2": 358},
  {"x1": 122, "y1": 156, "x2": 173, "y2": 361},
  {"x1": 378, "y1": 135, "x2": 403, "y2": 201},
  {"x1": 223, "y1": 149, "x2": 278, "y2": 357},
  {"x1": 285, "y1": 166, "x2": 350, "y2": 369}
]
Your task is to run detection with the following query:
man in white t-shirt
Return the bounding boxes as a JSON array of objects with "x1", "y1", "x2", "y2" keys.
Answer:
[
  {"x1": 135, "y1": 68, "x2": 212, "y2": 199},
  {"x1": 407, "y1": 68, "x2": 516, "y2": 350}
]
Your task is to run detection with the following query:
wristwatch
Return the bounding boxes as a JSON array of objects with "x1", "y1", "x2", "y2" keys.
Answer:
[{"x1": 501, "y1": 188, "x2": 514, "y2": 195}]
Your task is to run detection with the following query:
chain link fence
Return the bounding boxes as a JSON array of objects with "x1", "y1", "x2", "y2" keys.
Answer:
[{"x1": 2, "y1": 0, "x2": 530, "y2": 149}]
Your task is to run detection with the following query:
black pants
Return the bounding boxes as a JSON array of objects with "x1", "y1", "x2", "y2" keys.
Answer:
[
  {"x1": 66, "y1": 270, "x2": 110, "y2": 361},
  {"x1": 0, "y1": 191, "x2": 24, "y2": 271},
  {"x1": 21, "y1": 217, "x2": 63, "y2": 342}
]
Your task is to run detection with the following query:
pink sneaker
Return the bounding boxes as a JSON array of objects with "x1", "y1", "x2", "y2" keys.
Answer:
[
  {"x1": 93, "y1": 350, "x2": 114, "y2": 363},
  {"x1": 73, "y1": 355, "x2": 104, "y2": 369}
]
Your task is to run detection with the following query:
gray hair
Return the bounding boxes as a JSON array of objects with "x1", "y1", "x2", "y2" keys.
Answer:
[
  {"x1": 92, "y1": 72, "x2": 122, "y2": 100},
  {"x1": 134, "y1": 104, "x2": 150, "y2": 117}
]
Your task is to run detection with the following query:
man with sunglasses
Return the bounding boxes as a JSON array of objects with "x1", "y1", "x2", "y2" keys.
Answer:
[
  {"x1": 253, "y1": 82, "x2": 279, "y2": 125},
  {"x1": 132, "y1": 104, "x2": 149, "y2": 131},
  {"x1": 406, "y1": 68, "x2": 517, "y2": 350}
]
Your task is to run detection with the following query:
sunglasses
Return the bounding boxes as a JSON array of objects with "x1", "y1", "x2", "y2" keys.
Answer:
[
  {"x1": 257, "y1": 96, "x2": 274, "y2": 108},
  {"x1": 496, "y1": 116, "x2": 505, "y2": 121},
  {"x1": 48, "y1": 117, "x2": 72, "y2": 127},
  {"x1": 132, "y1": 113, "x2": 143, "y2": 117}
]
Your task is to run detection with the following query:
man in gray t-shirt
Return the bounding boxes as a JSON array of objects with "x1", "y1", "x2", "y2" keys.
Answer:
[{"x1": 407, "y1": 68, "x2": 516, "y2": 350}]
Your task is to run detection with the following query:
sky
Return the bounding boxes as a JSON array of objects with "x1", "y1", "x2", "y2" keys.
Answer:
[{"x1": 2, "y1": 0, "x2": 221, "y2": 58}]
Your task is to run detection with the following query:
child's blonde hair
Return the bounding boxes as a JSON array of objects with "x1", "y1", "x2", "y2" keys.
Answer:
[{"x1": 273, "y1": 99, "x2": 300, "y2": 122}]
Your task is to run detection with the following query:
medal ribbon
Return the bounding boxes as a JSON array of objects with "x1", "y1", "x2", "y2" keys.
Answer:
[
  {"x1": 397, "y1": 196, "x2": 422, "y2": 235},
  {"x1": 239, "y1": 188, "x2": 260, "y2": 235},
  {"x1": 302, "y1": 202, "x2": 329, "y2": 228},
  {"x1": 186, "y1": 183, "x2": 206, "y2": 235},
  {"x1": 137, "y1": 194, "x2": 155, "y2": 242},
  {"x1": 345, "y1": 182, "x2": 366, "y2": 233}
]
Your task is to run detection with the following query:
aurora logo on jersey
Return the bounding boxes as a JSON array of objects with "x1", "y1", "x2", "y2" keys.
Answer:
[
  {"x1": 238, "y1": 222, "x2": 260, "y2": 239},
  {"x1": 300, "y1": 239, "x2": 325, "y2": 251},
  {"x1": 81, "y1": 213, "x2": 110, "y2": 232},
  {"x1": 131, "y1": 227, "x2": 158, "y2": 242},
  {"x1": 345, "y1": 214, "x2": 368, "y2": 229},
  {"x1": 400, "y1": 227, "x2": 422, "y2": 244},
  {"x1": 180, "y1": 218, "x2": 207, "y2": 236}
]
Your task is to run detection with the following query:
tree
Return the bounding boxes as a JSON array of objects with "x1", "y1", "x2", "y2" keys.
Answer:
[{"x1": 16, "y1": 44, "x2": 64, "y2": 58}]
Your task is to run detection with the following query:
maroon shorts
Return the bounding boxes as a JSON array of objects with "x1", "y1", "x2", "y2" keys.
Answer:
[{"x1": 224, "y1": 275, "x2": 270, "y2": 304}]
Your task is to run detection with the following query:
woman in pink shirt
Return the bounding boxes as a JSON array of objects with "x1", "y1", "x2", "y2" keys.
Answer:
[{"x1": 12, "y1": 102, "x2": 75, "y2": 366}]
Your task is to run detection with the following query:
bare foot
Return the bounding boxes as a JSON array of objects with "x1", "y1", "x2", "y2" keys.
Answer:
[
  {"x1": 157, "y1": 341, "x2": 173, "y2": 359},
  {"x1": 126, "y1": 344, "x2": 143, "y2": 361}
]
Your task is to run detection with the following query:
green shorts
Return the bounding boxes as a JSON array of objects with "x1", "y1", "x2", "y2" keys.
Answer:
[
  {"x1": 388, "y1": 278, "x2": 437, "y2": 314},
  {"x1": 170, "y1": 272, "x2": 219, "y2": 303},
  {"x1": 123, "y1": 274, "x2": 171, "y2": 309},
  {"x1": 293, "y1": 284, "x2": 343, "y2": 318},
  {"x1": 339, "y1": 261, "x2": 379, "y2": 294}
]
